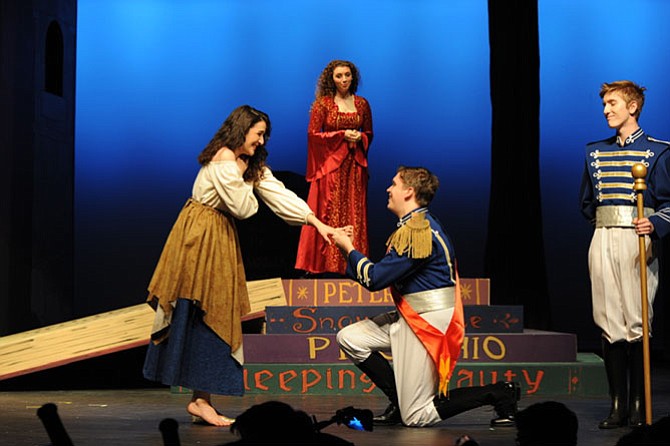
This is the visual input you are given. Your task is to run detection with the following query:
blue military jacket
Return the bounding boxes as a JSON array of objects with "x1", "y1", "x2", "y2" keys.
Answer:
[
  {"x1": 345, "y1": 207, "x2": 457, "y2": 294},
  {"x1": 579, "y1": 128, "x2": 670, "y2": 239}
]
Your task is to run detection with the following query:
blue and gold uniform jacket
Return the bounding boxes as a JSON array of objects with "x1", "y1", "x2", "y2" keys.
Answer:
[
  {"x1": 579, "y1": 128, "x2": 670, "y2": 240},
  {"x1": 345, "y1": 208, "x2": 457, "y2": 294}
]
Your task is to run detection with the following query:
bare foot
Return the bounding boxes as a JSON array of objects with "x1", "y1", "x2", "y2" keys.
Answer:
[{"x1": 187, "y1": 399, "x2": 235, "y2": 427}]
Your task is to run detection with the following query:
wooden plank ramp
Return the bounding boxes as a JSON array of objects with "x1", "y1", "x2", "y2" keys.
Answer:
[{"x1": 0, "y1": 278, "x2": 285, "y2": 381}]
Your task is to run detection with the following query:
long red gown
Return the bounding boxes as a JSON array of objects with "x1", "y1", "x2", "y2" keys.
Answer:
[{"x1": 295, "y1": 95, "x2": 373, "y2": 274}]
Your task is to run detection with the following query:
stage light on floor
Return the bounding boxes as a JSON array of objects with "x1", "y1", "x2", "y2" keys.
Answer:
[{"x1": 313, "y1": 406, "x2": 374, "y2": 432}]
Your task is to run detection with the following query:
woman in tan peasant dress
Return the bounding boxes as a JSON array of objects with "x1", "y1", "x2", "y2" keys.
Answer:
[{"x1": 143, "y1": 105, "x2": 337, "y2": 426}]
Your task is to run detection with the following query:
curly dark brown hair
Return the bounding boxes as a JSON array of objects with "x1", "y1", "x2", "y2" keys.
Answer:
[
  {"x1": 315, "y1": 60, "x2": 360, "y2": 100},
  {"x1": 197, "y1": 105, "x2": 271, "y2": 184}
]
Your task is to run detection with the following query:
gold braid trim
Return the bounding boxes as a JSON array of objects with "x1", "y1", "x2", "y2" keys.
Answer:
[{"x1": 386, "y1": 212, "x2": 433, "y2": 259}]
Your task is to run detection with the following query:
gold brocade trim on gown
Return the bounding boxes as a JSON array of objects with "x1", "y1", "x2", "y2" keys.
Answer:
[
  {"x1": 146, "y1": 199, "x2": 250, "y2": 361},
  {"x1": 324, "y1": 153, "x2": 368, "y2": 272}
]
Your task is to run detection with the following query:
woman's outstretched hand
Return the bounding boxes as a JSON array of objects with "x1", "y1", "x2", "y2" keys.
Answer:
[
  {"x1": 305, "y1": 215, "x2": 354, "y2": 248},
  {"x1": 306, "y1": 214, "x2": 335, "y2": 244}
]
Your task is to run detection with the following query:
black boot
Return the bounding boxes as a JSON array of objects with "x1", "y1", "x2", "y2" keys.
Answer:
[
  {"x1": 356, "y1": 352, "x2": 401, "y2": 425},
  {"x1": 433, "y1": 381, "x2": 520, "y2": 427},
  {"x1": 491, "y1": 382, "x2": 521, "y2": 427},
  {"x1": 598, "y1": 340, "x2": 628, "y2": 429},
  {"x1": 628, "y1": 341, "x2": 645, "y2": 427}
]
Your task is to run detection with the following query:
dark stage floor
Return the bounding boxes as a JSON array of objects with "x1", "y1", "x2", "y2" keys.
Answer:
[{"x1": 1, "y1": 360, "x2": 669, "y2": 446}]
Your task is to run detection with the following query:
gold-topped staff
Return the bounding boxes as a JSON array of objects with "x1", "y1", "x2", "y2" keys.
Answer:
[{"x1": 631, "y1": 162, "x2": 652, "y2": 425}]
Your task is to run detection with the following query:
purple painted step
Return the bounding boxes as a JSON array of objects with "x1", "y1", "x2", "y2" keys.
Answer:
[
  {"x1": 243, "y1": 330, "x2": 577, "y2": 364},
  {"x1": 265, "y1": 305, "x2": 523, "y2": 334},
  {"x1": 282, "y1": 278, "x2": 490, "y2": 307}
]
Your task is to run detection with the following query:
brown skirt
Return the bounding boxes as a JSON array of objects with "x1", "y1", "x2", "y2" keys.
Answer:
[{"x1": 147, "y1": 199, "x2": 250, "y2": 357}]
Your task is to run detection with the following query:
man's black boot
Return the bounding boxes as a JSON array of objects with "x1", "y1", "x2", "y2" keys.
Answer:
[
  {"x1": 490, "y1": 382, "x2": 521, "y2": 427},
  {"x1": 434, "y1": 381, "x2": 520, "y2": 427},
  {"x1": 598, "y1": 340, "x2": 628, "y2": 429},
  {"x1": 628, "y1": 341, "x2": 645, "y2": 427},
  {"x1": 356, "y1": 352, "x2": 401, "y2": 425},
  {"x1": 371, "y1": 404, "x2": 400, "y2": 425}
]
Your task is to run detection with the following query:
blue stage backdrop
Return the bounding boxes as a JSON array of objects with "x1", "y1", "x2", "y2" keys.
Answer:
[
  {"x1": 538, "y1": 0, "x2": 670, "y2": 342},
  {"x1": 76, "y1": 0, "x2": 670, "y2": 350},
  {"x1": 75, "y1": 0, "x2": 491, "y2": 316}
]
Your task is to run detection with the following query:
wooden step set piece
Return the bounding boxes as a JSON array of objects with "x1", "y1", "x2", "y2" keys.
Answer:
[
  {"x1": 237, "y1": 356, "x2": 607, "y2": 397},
  {"x1": 0, "y1": 278, "x2": 285, "y2": 381},
  {"x1": 171, "y1": 353, "x2": 607, "y2": 397},
  {"x1": 243, "y1": 331, "x2": 577, "y2": 364},
  {"x1": 282, "y1": 278, "x2": 491, "y2": 306},
  {"x1": 265, "y1": 305, "x2": 524, "y2": 334},
  {"x1": 1, "y1": 277, "x2": 604, "y2": 398}
]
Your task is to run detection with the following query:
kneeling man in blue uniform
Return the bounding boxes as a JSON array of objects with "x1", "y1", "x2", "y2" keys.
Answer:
[{"x1": 331, "y1": 166, "x2": 520, "y2": 427}]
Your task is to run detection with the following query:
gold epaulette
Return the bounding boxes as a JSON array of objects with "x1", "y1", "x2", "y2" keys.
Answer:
[{"x1": 386, "y1": 212, "x2": 433, "y2": 259}]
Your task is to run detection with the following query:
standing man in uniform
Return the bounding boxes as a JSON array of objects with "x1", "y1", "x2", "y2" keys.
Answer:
[
  {"x1": 332, "y1": 166, "x2": 520, "y2": 427},
  {"x1": 580, "y1": 80, "x2": 670, "y2": 428}
]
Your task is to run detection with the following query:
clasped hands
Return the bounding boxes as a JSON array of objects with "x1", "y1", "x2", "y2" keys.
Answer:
[
  {"x1": 331, "y1": 225, "x2": 356, "y2": 254},
  {"x1": 315, "y1": 223, "x2": 354, "y2": 252},
  {"x1": 344, "y1": 129, "x2": 361, "y2": 143}
]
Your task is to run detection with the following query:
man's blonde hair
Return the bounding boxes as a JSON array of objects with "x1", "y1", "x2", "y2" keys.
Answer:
[{"x1": 599, "y1": 80, "x2": 646, "y2": 119}]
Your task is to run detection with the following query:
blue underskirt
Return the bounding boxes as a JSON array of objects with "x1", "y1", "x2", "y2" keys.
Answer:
[{"x1": 143, "y1": 298, "x2": 244, "y2": 395}]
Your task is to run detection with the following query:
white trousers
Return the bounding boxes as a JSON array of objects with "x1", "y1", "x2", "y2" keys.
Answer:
[
  {"x1": 336, "y1": 308, "x2": 453, "y2": 427},
  {"x1": 589, "y1": 227, "x2": 658, "y2": 343}
]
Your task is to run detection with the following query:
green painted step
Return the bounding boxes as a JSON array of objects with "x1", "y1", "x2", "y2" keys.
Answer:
[{"x1": 172, "y1": 353, "x2": 606, "y2": 397}]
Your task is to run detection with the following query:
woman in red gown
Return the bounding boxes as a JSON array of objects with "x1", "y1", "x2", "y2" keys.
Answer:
[{"x1": 295, "y1": 60, "x2": 373, "y2": 275}]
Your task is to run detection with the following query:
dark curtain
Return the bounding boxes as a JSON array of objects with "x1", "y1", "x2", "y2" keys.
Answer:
[{"x1": 486, "y1": 0, "x2": 550, "y2": 329}]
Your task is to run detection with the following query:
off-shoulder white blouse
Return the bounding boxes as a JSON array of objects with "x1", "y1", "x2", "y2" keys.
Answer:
[{"x1": 191, "y1": 160, "x2": 312, "y2": 225}]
